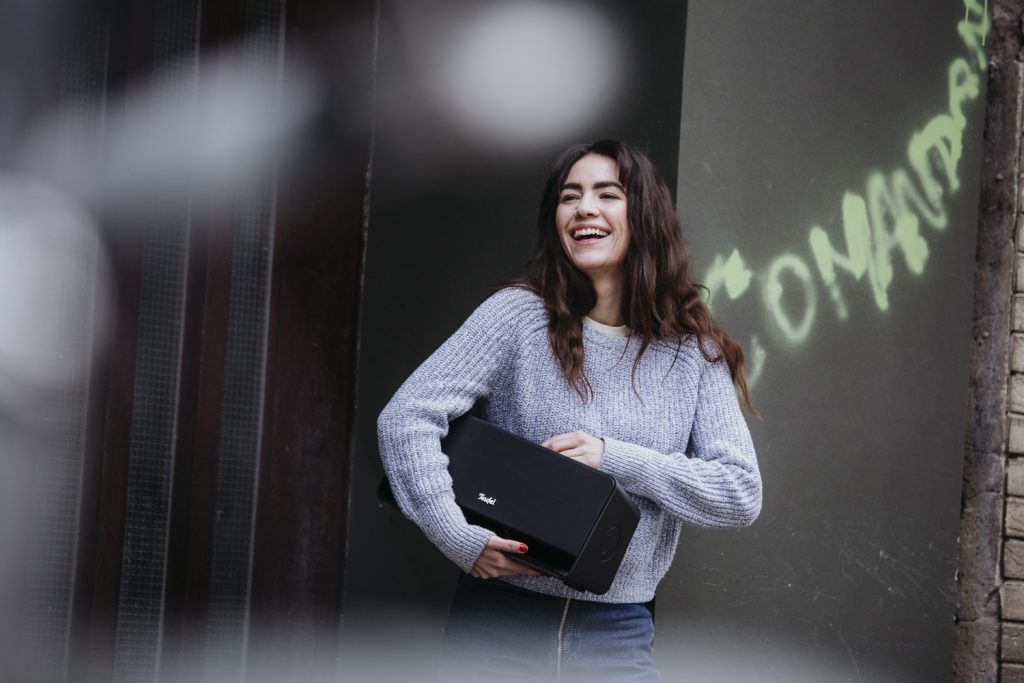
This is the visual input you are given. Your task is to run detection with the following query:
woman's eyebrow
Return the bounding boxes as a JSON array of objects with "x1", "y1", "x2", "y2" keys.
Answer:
[{"x1": 560, "y1": 181, "x2": 625, "y2": 191}]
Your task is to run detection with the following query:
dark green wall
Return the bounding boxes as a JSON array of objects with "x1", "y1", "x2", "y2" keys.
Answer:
[{"x1": 670, "y1": 1, "x2": 986, "y2": 680}]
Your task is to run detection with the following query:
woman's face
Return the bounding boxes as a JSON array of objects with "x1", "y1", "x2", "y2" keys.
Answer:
[{"x1": 555, "y1": 153, "x2": 631, "y2": 282}]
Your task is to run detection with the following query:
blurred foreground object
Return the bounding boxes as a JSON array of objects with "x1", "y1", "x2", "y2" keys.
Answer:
[{"x1": 0, "y1": 176, "x2": 109, "y2": 418}]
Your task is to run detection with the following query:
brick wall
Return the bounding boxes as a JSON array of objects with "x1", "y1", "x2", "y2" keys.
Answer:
[
  {"x1": 1001, "y1": 26, "x2": 1024, "y2": 677},
  {"x1": 1004, "y1": 338, "x2": 1024, "y2": 668},
  {"x1": 1003, "y1": 260, "x2": 1024, "y2": 681},
  {"x1": 957, "y1": 2, "x2": 1024, "y2": 682}
]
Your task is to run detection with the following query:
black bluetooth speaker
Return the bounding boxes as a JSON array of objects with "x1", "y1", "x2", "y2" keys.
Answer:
[{"x1": 379, "y1": 414, "x2": 640, "y2": 594}]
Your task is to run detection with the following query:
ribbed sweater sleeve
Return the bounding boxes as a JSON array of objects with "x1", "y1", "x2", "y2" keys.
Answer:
[
  {"x1": 376, "y1": 289, "x2": 530, "y2": 572},
  {"x1": 599, "y1": 355, "x2": 762, "y2": 528}
]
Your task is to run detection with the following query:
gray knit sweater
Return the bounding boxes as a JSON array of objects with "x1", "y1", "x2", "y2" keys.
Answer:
[{"x1": 377, "y1": 287, "x2": 761, "y2": 604}]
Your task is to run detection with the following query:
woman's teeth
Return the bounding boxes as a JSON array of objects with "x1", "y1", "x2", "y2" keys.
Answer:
[{"x1": 572, "y1": 227, "x2": 609, "y2": 240}]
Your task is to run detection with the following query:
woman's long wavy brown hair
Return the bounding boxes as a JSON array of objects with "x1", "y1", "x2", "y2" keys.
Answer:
[{"x1": 510, "y1": 140, "x2": 755, "y2": 414}]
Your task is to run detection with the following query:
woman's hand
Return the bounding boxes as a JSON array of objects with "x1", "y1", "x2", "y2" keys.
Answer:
[
  {"x1": 542, "y1": 430, "x2": 605, "y2": 469},
  {"x1": 470, "y1": 535, "x2": 545, "y2": 579}
]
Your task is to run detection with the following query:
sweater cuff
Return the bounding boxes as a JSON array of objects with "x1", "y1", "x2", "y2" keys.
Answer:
[
  {"x1": 423, "y1": 498, "x2": 494, "y2": 573},
  {"x1": 600, "y1": 436, "x2": 657, "y2": 493}
]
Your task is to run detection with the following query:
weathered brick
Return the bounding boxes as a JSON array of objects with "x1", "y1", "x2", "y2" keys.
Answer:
[
  {"x1": 1014, "y1": 334, "x2": 1024, "y2": 373},
  {"x1": 959, "y1": 492, "x2": 1003, "y2": 623},
  {"x1": 1011, "y1": 415, "x2": 1024, "y2": 455},
  {"x1": 1008, "y1": 499, "x2": 1024, "y2": 538},
  {"x1": 1015, "y1": 379, "x2": 1024, "y2": 415},
  {"x1": 1009, "y1": 540, "x2": 1024, "y2": 579},
  {"x1": 1004, "y1": 582, "x2": 1024, "y2": 620},
  {"x1": 1015, "y1": 295, "x2": 1024, "y2": 332},
  {"x1": 1017, "y1": 254, "x2": 1024, "y2": 292},
  {"x1": 1013, "y1": 376, "x2": 1024, "y2": 414},
  {"x1": 956, "y1": 618, "x2": 999, "y2": 681},
  {"x1": 965, "y1": 451, "x2": 1007, "y2": 498},
  {"x1": 1006, "y1": 623, "x2": 1024, "y2": 662},
  {"x1": 1005, "y1": 662, "x2": 1024, "y2": 683},
  {"x1": 1011, "y1": 459, "x2": 1024, "y2": 497}
]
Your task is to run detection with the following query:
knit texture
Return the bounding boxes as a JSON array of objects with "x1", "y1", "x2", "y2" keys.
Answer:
[{"x1": 377, "y1": 287, "x2": 761, "y2": 603}]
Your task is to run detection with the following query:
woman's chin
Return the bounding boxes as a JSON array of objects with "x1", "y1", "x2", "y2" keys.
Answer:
[{"x1": 572, "y1": 262, "x2": 623, "y2": 283}]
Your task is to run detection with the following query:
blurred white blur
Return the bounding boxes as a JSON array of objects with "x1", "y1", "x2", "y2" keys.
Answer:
[
  {"x1": 0, "y1": 176, "x2": 108, "y2": 413},
  {"x1": 393, "y1": 0, "x2": 624, "y2": 150},
  {"x1": 17, "y1": 47, "x2": 320, "y2": 218},
  {"x1": 1, "y1": 33, "x2": 322, "y2": 408}
]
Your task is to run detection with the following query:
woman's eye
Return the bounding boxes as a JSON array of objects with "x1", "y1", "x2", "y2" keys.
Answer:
[
  {"x1": 601, "y1": 193, "x2": 621, "y2": 200},
  {"x1": 560, "y1": 194, "x2": 579, "y2": 202}
]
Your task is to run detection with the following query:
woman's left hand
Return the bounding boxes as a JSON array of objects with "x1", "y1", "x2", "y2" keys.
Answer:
[{"x1": 542, "y1": 430, "x2": 605, "y2": 469}]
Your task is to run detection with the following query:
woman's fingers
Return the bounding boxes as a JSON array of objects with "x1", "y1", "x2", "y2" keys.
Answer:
[
  {"x1": 542, "y1": 431, "x2": 587, "y2": 452},
  {"x1": 487, "y1": 535, "x2": 529, "y2": 554},
  {"x1": 494, "y1": 555, "x2": 542, "y2": 577},
  {"x1": 541, "y1": 431, "x2": 605, "y2": 469},
  {"x1": 471, "y1": 535, "x2": 543, "y2": 578},
  {"x1": 474, "y1": 555, "x2": 542, "y2": 579},
  {"x1": 489, "y1": 537, "x2": 542, "y2": 576}
]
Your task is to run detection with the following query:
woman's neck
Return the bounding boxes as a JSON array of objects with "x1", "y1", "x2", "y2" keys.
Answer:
[{"x1": 587, "y1": 274, "x2": 624, "y2": 327}]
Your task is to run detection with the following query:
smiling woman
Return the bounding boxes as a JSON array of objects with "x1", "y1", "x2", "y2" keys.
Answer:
[
  {"x1": 377, "y1": 140, "x2": 760, "y2": 682},
  {"x1": 556, "y1": 154, "x2": 631, "y2": 321}
]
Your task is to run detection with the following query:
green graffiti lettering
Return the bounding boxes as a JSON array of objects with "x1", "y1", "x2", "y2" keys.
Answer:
[
  {"x1": 900, "y1": 59, "x2": 979, "y2": 231},
  {"x1": 908, "y1": 113, "x2": 964, "y2": 207},
  {"x1": 699, "y1": 9, "x2": 986, "y2": 390},
  {"x1": 764, "y1": 255, "x2": 817, "y2": 344},
  {"x1": 867, "y1": 173, "x2": 928, "y2": 301},
  {"x1": 722, "y1": 249, "x2": 752, "y2": 299},
  {"x1": 809, "y1": 174, "x2": 932, "y2": 321},
  {"x1": 959, "y1": 0, "x2": 990, "y2": 70},
  {"x1": 809, "y1": 193, "x2": 877, "y2": 317},
  {"x1": 949, "y1": 58, "x2": 980, "y2": 127},
  {"x1": 891, "y1": 168, "x2": 947, "y2": 230},
  {"x1": 703, "y1": 255, "x2": 727, "y2": 304},
  {"x1": 746, "y1": 335, "x2": 766, "y2": 389},
  {"x1": 704, "y1": 248, "x2": 752, "y2": 303}
]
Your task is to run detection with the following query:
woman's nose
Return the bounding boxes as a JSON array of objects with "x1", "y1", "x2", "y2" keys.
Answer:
[{"x1": 574, "y1": 198, "x2": 599, "y2": 218}]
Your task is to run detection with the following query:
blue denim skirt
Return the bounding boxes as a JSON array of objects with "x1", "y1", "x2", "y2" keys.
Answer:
[{"x1": 438, "y1": 574, "x2": 660, "y2": 683}]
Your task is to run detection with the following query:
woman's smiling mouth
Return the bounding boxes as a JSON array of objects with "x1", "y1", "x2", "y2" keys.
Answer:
[{"x1": 571, "y1": 226, "x2": 610, "y2": 241}]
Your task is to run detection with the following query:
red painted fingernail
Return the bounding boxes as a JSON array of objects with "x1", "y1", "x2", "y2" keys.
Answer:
[{"x1": 519, "y1": 544, "x2": 528, "y2": 552}]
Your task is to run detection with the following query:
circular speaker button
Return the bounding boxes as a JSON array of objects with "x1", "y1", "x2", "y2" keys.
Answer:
[{"x1": 599, "y1": 526, "x2": 621, "y2": 562}]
